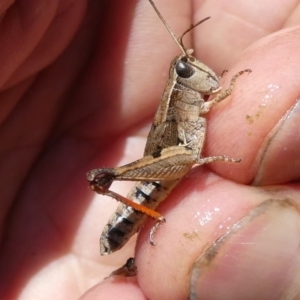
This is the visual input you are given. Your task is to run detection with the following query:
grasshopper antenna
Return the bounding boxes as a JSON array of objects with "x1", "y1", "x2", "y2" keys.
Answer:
[
  {"x1": 149, "y1": 0, "x2": 210, "y2": 57},
  {"x1": 179, "y1": 17, "x2": 210, "y2": 48}
]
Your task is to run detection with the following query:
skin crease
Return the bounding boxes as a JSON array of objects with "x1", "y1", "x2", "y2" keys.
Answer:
[{"x1": 0, "y1": 0, "x2": 300, "y2": 299}]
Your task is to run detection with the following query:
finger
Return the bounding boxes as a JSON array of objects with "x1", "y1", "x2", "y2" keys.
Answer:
[
  {"x1": 205, "y1": 26, "x2": 300, "y2": 184},
  {"x1": 79, "y1": 277, "x2": 146, "y2": 300},
  {"x1": 192, "y1": 0, "x2": 298, "y2": 72},
  {"x1": 0, "y1": 0, "x2": 85, "y2": 88},
  {"x1": 135, "y1": 170, "x2": 300, "y2": 300},
  {"x1": 0, "y1": 0, "x2": 89, "y2": 226},
  {"x1": 137, "y1": 29, "x2": 299, "y2": 299}
]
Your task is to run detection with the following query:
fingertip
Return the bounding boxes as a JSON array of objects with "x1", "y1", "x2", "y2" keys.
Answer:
[{"x1": 189, "y1": 199, "x2": 300, "y2": 300}]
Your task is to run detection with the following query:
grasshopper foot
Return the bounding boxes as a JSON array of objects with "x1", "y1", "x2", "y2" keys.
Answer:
[{"x1": 149, "y1": 216, "x2": 166, "y2": 246}]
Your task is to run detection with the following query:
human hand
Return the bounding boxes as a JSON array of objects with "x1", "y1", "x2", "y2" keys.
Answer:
[{"x1": 1, "y1": 1, "x2": 300, "y2": 300}]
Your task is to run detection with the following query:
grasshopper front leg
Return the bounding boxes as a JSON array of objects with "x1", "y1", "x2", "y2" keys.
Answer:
[{"x1": 202, "y1": 69, "x2": 252, "y2": 113}]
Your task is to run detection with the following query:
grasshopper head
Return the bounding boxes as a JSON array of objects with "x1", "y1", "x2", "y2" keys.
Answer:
[{"x1": 172, "y1": 54, "x2": 220, "y2": 95}]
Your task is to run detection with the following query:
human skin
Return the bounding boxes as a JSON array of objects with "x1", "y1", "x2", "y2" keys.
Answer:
[{"x1": 0, "y1": 0, "x2": 300, "y2": 299}]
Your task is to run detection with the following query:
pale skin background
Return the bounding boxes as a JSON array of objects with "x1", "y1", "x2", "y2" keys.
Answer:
[{"x1": 0, "y1": 0, "x2": 300, "y2": 299}]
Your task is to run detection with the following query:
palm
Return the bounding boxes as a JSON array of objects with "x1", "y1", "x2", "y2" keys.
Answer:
[{"x1": 0, "y1": 1, "x2": 299, "y2": 299}]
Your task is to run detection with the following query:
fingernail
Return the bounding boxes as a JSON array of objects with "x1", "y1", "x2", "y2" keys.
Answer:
[
  {"x1": 189, "y1": 199, "x2": 300, "y2": 300},
  {"x1": 253, "y1": 99, "x2": 300, "y2": 185}
]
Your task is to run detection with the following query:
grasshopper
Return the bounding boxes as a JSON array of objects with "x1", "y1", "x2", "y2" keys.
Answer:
[{"x1": 87, "y1": 0, "x2": 251, "y2": 255}]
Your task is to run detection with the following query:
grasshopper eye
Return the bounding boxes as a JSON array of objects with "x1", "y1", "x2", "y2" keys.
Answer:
[{"x1": 176, "y1": 59, "x2": 195, "y2": 78}]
